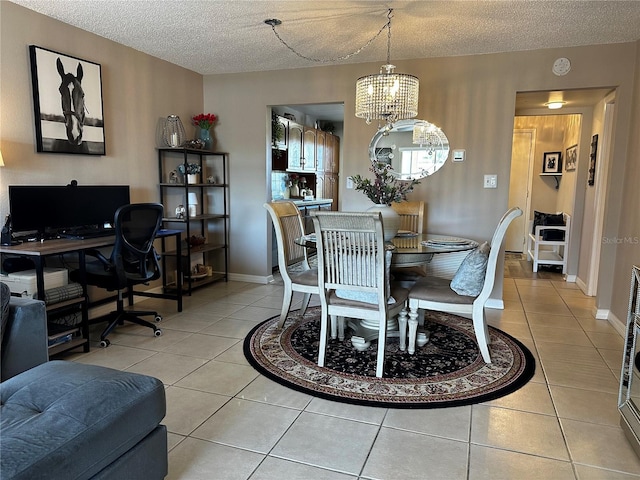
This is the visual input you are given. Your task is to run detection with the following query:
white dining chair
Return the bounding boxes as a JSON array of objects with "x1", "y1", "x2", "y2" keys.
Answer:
[
  {"x1": 264, "y1": 201, "x2": 319, "y2": 328},
  {"x1": 406, "y1": 207, "x2": 522, "y2": 362},
  {"x1": 311, "y1": 211, "x2": 409, "y2": 378}
]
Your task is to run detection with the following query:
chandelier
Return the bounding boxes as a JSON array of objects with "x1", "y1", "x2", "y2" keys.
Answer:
[
  {"x1": 355, "y1": 9, "x2": 419, "y2": 127},
  {"x1": 413, "y1": 121, "x2": 445, "y2": 154}
]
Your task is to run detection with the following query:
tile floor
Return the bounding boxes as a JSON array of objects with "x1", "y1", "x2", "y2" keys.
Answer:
[{"x1": 59, "y1": 261, "x2": 640, "y2": 479}]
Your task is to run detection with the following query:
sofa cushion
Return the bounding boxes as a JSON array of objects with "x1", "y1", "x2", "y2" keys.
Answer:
[
  {"x1": 1, "y1": 282, "x2": 10, "y2": 354},
  {"x1": 0, "y1": 361, "x2": 166, "y2": 480}
]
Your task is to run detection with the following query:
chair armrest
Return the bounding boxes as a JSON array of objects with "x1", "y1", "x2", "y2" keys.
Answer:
[{"x1": 1, "y1": 296, "x2": 48, "y2": 381}]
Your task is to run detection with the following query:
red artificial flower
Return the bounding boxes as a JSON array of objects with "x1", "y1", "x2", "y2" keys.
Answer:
[{"x1": 192, "y1": 113, "x2": 218, "y2": 129}]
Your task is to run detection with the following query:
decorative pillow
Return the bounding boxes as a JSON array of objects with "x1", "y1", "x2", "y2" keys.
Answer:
[
  {"x1": 450, "y1": 242, "x2": 490, "y2": 297},
  {"x1": 542, "y1": 213, "x2": 565, "y2": 241},
  {"x1": 532, "y1": 210, "x2": 547, "y2": 234}
]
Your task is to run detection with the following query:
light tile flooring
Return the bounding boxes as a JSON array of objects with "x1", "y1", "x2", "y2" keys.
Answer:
[{"x1": 59, "y1": 261, "x2": 640, "y2": 479}]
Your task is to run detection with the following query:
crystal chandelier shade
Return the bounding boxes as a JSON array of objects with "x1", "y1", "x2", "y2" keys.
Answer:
[
  {"x1": 355, "y1": 65, "x2": 419, "y2": 125},
  {"x1": 354, "y1": 9, "x2": 419, "y2": 126},
  {"x1": 413, "y1": 121, "x2": 446, "y2": 153}
]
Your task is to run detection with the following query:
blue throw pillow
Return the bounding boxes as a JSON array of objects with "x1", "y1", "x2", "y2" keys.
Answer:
[{"x1": 450, "y1": 242, "x2": 490, "y2": 296}]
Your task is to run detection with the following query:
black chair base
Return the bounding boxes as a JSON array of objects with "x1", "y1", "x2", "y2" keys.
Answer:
[{"x1": 98, "y1": 292, "x2": 162, "y2": 347}]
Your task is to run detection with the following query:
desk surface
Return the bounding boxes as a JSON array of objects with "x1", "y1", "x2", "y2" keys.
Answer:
[{"x1": 0, "y1": 229, "x2": 182, "y2": 256}]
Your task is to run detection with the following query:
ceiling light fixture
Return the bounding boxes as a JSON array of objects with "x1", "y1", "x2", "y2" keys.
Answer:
[
  {"x1": 355, "y1": 9, "x2": 419, "y2": 128},
  {"x1": 545, "y1": 101, "x2": 566, "y2": 110},
  {"x1": 412, "y1": 121, "x2": 445, "y2": 154}
]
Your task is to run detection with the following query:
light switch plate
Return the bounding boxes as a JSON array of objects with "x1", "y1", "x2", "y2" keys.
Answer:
[
  {"x1": 453, "y1": 149, "x2": 465, "y2": 162},
  {"x1": 484, "y1": 174, "x2": 498, "y2": 188},
  {"x1": 346, "y1": 177, "x2": 354, "y2": 189}
]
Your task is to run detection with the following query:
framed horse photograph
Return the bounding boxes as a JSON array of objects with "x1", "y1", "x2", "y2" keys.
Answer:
[{"x1": 29, "y1": 45, "x2": 105, "y2": 155}]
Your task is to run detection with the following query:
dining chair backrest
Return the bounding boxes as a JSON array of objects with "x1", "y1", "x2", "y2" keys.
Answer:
[
  {"x1": 312, "y1": 211, "x2": 387, "y2": 302},
  {"x1": 477, "y1": 206, "x2": 523, "y2": 303},
  {"x1": 392, "y1": 201, "x2": 425, "y2": 234},
  {"x1": 264, "y1": 201, "x2": 309, "y2": 276}
]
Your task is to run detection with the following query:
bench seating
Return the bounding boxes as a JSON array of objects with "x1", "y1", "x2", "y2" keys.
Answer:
[{"x1": 527, "y1": 212, "x2": 570, "y2": 274}]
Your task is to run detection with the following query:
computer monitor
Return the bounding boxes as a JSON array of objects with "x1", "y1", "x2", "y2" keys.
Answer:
[{"x1": 8, "y1": 185, "x2": 130, "y2": 235}]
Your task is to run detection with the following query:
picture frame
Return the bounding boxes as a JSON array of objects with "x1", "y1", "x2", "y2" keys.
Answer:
[
  {"x1": 565, "y1": 144, "x2": 578, "y2": 171},
  {"x1": 543, "y1": 151, "x2": 562, "y2": 173},
  {"x1": 374, "y1": 147, "x2": 393, "y2": 165},
  {"x1": 588, "y1": 134, "x2": 598, "y2": 186},
  {"x1": 29, "y1": 45, "x2": 105, "y2": 155}
]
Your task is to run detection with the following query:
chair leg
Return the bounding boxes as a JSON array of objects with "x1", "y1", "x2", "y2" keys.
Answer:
[
  {"x1": 317, "y1": 310, "x2": 330, "y2": 367},
  {"x1": 300, "y1": 293, "x2": 312, "y2": 315},
  {"x1": 397, "y1": 307, "x2": 408, "y2": 351},
  {"x1": 407, "y1": 306, "x2": 419, "y2": 355},
  {"x1": 472, "y1": 303, "x2": 492, "y2": 363},
  {"x1": 337, "y1": 316, "x2": 345, "y2": 341},
  {"x1": 278, "y1": 283, "x2": 294, "y2": 329},
  {"x1": 375, "y1": 313, "x2": 387, "y2": 378}
]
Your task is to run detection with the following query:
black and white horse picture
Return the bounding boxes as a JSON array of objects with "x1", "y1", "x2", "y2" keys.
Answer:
[{"x1": 29, "y1": 45, "x2": 105, "y2": 155}]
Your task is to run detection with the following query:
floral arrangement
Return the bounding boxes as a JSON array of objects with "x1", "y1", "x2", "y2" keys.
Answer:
[
  {"x1": 351, "y1": 161, "x2": 420, "y2": 206},
  {"x1": 177, "y1": 163, "x2": 201, "y2": 175},
  {"x1": 285, "y1": 173, "x2": 299, "y2": 186},
  {"x1": 192, "y1": 113, "x2": 217, "y2": 130}
]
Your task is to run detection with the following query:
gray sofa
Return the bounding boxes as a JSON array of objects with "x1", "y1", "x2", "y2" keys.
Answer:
[{"x1": 0, "y1": 283, "x2": 168, "y2": 480}]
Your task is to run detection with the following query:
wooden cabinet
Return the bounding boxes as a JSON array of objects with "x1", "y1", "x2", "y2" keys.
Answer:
[
  {"x1": 302, "y1": 127, "x2": 316, "y2": 172},
  {"x1": 316, "y1": 172, "x2": 339, "y2": 210},
  {"x1": 324, "y1": 133, "x2": 339, "y2": 173},
  {"x1": 288, "y1": 123, "x2": 303, "y2": 171},
  {"x1": 158, "y1": 148, "x2": 229, "y2": 293},
  {"x1": 315, "y1": 130, "x2": 325, "y2": 172}
]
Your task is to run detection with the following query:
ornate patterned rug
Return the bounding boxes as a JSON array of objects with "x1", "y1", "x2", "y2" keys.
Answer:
[{"x1": 244, "y1": 307, "x2": 535, "y2": 408}]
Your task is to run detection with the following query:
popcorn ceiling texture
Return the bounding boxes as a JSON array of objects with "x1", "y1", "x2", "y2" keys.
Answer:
[{"x1": 10, "y1": 0, "x2": 640, "y2": 75}]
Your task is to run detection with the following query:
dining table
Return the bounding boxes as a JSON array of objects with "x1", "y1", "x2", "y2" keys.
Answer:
[{"x1": 296, "y1": 231, "x2": 478, "y2": 353}]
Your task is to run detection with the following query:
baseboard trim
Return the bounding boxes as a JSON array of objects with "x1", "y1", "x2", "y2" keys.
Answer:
[
  {"x1": 228, "y1": 273, "x2": 272, "y2": 284},
  {"x1": 485, "y1": 299, "x2": 504, "y2": 310},
  {"x1": 595, "y1": 307, "x2": 610, "y2": 320},
  {"x1": 576, "y1": 277, "x2": 589, "y2": 295},
  {"x1": 608, "y1": 311, "x2": 626, "y2": 336},
  {"x1": 565, "y1": 274, "x2": 577, "y2": 283}
]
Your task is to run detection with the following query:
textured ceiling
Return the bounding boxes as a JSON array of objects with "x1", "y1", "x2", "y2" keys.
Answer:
[{"x1": 10, "y1": 0, "x2": 640, "y2": 75}]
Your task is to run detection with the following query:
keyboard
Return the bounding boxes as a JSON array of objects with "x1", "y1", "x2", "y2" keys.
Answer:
[{"x1": 59, "y1": 229, "x2": 115, "y2": 240}]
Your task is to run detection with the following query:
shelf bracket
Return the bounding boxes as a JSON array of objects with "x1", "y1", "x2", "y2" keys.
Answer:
[{"x1": 553, "y1": 175, "x2": 560, "y2": 189}]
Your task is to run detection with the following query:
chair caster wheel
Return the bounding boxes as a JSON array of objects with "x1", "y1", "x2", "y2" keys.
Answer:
[
  {"x1": 154, "y1": 315, "x2": 162, "y2": 322},
  {"x1": 100, "y1": 339, "x2": 110, "y2": 348},
  {"x1": 154, "y1": 329, "x2": 162, "y2": 337}
]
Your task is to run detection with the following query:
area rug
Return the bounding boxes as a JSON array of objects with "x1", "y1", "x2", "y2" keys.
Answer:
[{"x1": 244, "y1": 307, "x2": 535, "y2": 408}]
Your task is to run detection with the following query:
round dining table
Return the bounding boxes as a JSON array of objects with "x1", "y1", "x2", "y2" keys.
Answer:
[{"x1": 297, "y1": 232, "x2": 478, "y2": 353}]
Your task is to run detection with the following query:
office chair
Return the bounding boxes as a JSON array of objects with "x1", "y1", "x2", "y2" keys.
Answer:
[{"x1": 75, "y1": 203, "x2": 164, "y2": 347}]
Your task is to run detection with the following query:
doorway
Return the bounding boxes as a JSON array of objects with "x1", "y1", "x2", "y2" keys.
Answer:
[{"x1": 506, "y1": 129, "x2": 536, "y2": 252}]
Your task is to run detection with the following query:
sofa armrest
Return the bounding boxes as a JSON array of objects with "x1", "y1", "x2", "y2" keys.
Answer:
[{"x1": 1, "y1": 296, "x2": 48, "y2": 381}]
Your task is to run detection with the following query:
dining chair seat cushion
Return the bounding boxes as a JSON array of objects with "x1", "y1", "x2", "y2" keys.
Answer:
[
  {"x1": 330, "y1": 285, "x2": 408, "y2": 310},
  {"x1": 288, "y1": 268, "x2": 319, "y2": 286},
  {"x1": 449, "y1": 242, "x2": 490, "y2": 296},
  {"x1": 411, "y1": 276, "x2": 476, "y2": 304}
]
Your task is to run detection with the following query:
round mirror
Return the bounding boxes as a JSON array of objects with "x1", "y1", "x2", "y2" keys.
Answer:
[{"x1": 369, "y1": 119, "x2": 450, "y2": 180}]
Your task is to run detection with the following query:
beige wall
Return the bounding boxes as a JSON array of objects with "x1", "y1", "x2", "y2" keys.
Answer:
[
  {"x1": 205, "y1": 42, "x2": 637, "y2": 311},
  {"x1": 0, "y1": 2, "x2": 203, "y2": 211},
  {"x1": 1, "y1": 2, "x2": 639, "y2": 320},
  {"x1": 610, "y1": 43, "x2": 640, "y2": 322}
]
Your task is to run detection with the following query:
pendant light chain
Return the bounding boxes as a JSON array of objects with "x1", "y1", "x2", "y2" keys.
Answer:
[
  {"x1": 386, "y1": 9, "x2": 392, "y2": 65},
  {"x1": 266, "y1": 11, "x2": 391, "y2": 64}
]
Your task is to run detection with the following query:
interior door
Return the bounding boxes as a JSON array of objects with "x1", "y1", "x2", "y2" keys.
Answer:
[{"x1": 506, "y1": 129, "x2": 535, "y2": 252}]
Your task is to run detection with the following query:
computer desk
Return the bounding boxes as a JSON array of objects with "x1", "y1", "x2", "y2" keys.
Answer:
[{"x1": 0, "y1": 229, "x2": 183, "y2": 312}]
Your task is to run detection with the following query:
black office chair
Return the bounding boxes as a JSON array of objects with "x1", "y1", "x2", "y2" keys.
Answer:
[{"x1": 76, "y1": 203, "x2": 164, "y2": 347}]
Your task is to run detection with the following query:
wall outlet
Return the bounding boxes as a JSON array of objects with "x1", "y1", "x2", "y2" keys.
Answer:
[
  {"x1": 346, "y1": 177, "x2": 354, "y2": 189},
  {"x1": 484, "y1": 174, "x2": 498, "y2": 188}
]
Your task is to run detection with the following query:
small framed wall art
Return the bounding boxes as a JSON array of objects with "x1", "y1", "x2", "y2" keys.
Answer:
[
  {"x1": 565, "y1": 144, "x2": 578, "y2": 171},
  {"x1": 543, "y1": 151, "x2": 562, "y2": 173},
  {"x1": 29, "y1": 45, "x2": 105, "y2": 155}
]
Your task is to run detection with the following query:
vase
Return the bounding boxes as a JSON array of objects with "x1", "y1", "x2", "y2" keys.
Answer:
[
  {"x1": 199, "y1": 128, "x2": 213, "y2": 150},
  {"x1": 367, "y1": 203, "x2": 401, "y2": 241},
  {"x1": 290, "y1": 184, "x2": 300, "y2": 197},
  {"x1": 187, "y1": 174, "x2": 198, "y2": 184}
]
